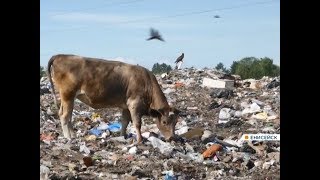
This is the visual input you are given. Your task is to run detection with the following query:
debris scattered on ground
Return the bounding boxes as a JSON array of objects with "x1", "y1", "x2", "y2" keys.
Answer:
[{"x1": 40, "y1": 68, "x2": 280, "y2": 179}]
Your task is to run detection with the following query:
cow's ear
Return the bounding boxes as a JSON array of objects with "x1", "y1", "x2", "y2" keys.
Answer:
[
  {"x1": 170, "y1": 107, "x2": 181, "y2": 115},
  {"x1": 150, "y1": 109, "x2": 161, "y2": 117}
]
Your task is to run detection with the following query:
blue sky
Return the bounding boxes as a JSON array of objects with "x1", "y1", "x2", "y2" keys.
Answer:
[{"x1": 40, "y1": 0, "x2": 280, "y2": 70}]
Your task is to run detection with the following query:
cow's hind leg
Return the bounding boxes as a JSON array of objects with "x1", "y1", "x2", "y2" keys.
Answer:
[
  {"x1": 59, "y1": 90, "x2": 76, "y2": 139},
  {"x1": 121, "y1": 109, "x2": 131, "y2": 138}
]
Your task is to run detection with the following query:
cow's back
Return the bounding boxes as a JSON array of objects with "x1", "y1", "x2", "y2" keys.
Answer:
[{"x1": 51, "y1": 54, "x2": 155, "y2": 109}]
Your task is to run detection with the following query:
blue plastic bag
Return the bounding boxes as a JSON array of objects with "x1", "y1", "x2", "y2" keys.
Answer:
[
  {"x1": 107, "y1": 122, "x2": 122, "y2": 132},
  {"x1": 89, "y1": 128, "x2": 103, "y2": 136},
  {"x1": 164, "y1": 171, "x2": 176, "y2": 180},
  {"x1": 97, "y1": 123, "x2": 109, "y2": 130}
]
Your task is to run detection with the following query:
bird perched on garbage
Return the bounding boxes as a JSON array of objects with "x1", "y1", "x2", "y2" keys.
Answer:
[
  {"x1": 175, "y1": 53, "x2": 184, "y2": 64},
  {"x1": 174, "y1": 53, "x2": 184, "y2": 69},
  {"x1": 146, "y1": 28, "x2": 165, "y2": 42}
]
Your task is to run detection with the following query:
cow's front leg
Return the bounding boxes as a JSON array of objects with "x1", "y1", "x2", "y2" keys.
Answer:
[
  {"x1": 129, "y1": 112, "x2": 142, "y2": 144},
  {"x1": 127, "y1": 107, "x2": 143, "y2": 144},
  {"x1": 121, "y1": 109, "x2": 131, "y2": 139},
  {"x1": 127, "y1": 97, "x2": 147, "y2": 144}
]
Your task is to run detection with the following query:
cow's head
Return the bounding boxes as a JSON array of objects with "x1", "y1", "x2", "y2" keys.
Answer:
[{"x1": 150, "y1": 107, "x2": 181, "y2": 141}]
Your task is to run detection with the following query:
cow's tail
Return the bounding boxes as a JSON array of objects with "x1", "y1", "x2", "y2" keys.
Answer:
[{"x1": 47, "y1": 55, "x2": 59, "y2": 109}]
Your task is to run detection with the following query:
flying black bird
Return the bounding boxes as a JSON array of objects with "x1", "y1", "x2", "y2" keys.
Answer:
[
  {"x1": 146, "y1": 28, "x2": 165, "y2": 42},
  {"x1": 175, "y1": 53, "x2": 184, "y2": 64},
  {"x1": 214, "y1": 15, "x2": 221, "y2": 18}
]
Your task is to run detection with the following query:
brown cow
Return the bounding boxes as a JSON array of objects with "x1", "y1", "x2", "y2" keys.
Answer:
[{"x1": 47, "y1": 54, "x2": 179, "y2": 143}]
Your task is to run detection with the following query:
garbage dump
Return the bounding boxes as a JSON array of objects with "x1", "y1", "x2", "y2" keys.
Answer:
[{"x1": 40, "y1": 68, "x2": 280, "y2": 179}]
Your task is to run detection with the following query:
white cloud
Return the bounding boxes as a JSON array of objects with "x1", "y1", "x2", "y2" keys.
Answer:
[
  {"x1": 50, "y1": 12, "x2": 194, "y2": 29},
  {"x1": 51, "y1": 12, "x2": 132, "y2": 23},
  {"x1": 110, "y1": 56, "x2": 138, "y2": 65}
]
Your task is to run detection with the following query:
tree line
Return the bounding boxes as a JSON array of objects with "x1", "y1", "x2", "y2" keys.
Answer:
[
  {"x1": 151, "y1": 56, "x2": 280, "y2": 79},
  {"x1": 41, "y1": 56, "x2": 280, "y2": 80}
]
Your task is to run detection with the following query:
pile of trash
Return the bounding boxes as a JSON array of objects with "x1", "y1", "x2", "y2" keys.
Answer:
[{"x1": 40, "y1": 68, "x2": 280, "y2": 179}]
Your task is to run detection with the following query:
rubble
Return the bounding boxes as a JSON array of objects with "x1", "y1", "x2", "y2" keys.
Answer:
[
  {"x1": 40, "y1": 68, "x2": 280, "y2": 179},
  {"x1": 202, "y1": 78, "x2": 234, "y2": 89},
  {"x1": 202, "y1": 144, "x2": 222, "y2": 158}
]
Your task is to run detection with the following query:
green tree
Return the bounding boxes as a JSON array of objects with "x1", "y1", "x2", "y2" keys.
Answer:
[
  {"x1": 230, "y1": 61, "x2": 239, "y2": 74},
  {"x1": 250, "y1": 59, "x2": 263, "y2": 78},
  {"x1": 40, "y1": 66, "x2": 46, "y2": 78},
  {"x1": 215, "y1": 62, "x2": 230, "y2": 74},
  {"x1": 152, "y1": 63, "x2": 172, "y2": 74},
  {"x1": 215, "y1": 62, "x2": 224, "y2": 70},
  {"x1": 271, "y1": 64, "x2": 280, "y2": 77},
  {"x1": 229, "y1": 57, "x2": 280, "y2": 79},
  {"x1": 259, "y1": 57, "x2": 273, "y2": 75}
]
